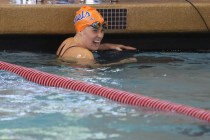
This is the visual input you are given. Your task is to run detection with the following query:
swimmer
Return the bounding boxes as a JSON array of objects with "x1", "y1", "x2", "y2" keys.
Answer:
[{"x1": 56, "y1": 6, "x2": 137, "y2": 67}]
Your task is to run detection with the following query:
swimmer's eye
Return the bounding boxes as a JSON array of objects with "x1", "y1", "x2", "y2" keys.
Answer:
[
  {"x1": 91, "y1": 27, "x2": 105, "y2": 33},
  {"x1": 91, "y1": 21, "x2": 107, "y2": 30},
  {"x1": 92, "y1": 28, "x2": 99, "y2": 32}
]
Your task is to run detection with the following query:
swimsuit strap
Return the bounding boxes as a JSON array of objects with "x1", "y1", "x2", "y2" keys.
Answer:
[{"x1": 57, "y1": 44, "x2": 75, "y2": 57}]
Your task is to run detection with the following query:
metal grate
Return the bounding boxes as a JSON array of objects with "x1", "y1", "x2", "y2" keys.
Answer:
[{"x1": 97, "y1": 9, "x2": 127, "y2": 30}]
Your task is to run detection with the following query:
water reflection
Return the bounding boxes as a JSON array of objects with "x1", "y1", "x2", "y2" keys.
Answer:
[
  {"x1": 9, "y1": 0, "x2": 105, "y2": 4},
  {"x1": 10, "y1": 0, "x2": 40, "y2": 4},
  {"x1": 52, "y1": 0, "x2": 104, "y2": 4}
]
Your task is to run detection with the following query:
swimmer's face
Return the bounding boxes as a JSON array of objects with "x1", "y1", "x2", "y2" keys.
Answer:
[{"x1": 80, "y1": 22, "x2": 106, "y2": 51}]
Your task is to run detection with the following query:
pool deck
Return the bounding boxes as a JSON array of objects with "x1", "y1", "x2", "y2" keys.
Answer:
[{"x1": 0, "y1": 0, "x2": 210, "y2": 34}]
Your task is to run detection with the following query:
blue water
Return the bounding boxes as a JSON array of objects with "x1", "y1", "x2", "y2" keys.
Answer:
[{"x1": 0, "y1": 51, "x2": 210, "y2": 139}]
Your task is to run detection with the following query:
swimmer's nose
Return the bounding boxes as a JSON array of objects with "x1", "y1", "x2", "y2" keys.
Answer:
[{"x1": 97, "y1": 31, "x2": 104, "y2": 39}]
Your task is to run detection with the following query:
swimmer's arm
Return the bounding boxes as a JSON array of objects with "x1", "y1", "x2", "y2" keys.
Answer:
[
  {"x1": 90, "y1": 58, "x2": 137, "y2": 68},
  {"x1": 58, "y1": 57, "x2": 96, "y2": 68},
  {"x1": 57, "y1": 46, "x2": 137, "y2": 67},
  {"x1": 99, "y1": 43, "x2": 136, "y2": 51},
  {"x1": 58, "y1": 57, "x2": 137, "y2": 68}
]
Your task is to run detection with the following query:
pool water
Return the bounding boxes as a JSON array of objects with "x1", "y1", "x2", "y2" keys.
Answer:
[{"x1": 0, "y1": 51, "x2": 210, "y2": 139}]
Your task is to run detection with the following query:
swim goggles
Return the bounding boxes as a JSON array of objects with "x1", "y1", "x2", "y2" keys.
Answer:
[{"x1": 91, "y1": 21, "x2": 107, "y2": 30}]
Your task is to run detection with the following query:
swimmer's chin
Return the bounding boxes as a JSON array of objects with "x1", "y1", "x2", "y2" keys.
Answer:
[{"x1": 91, "y1": 43, "x2": 101, "y2": 51}]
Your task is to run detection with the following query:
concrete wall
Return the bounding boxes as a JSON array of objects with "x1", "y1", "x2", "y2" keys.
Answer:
[{"x1": 0, "y1": 0, "x2": 210, "y2": 34}]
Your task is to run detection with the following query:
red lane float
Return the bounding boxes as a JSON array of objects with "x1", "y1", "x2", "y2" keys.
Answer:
[{"x1": 1, "y1": 61, "x2": 210, "y2": 122}]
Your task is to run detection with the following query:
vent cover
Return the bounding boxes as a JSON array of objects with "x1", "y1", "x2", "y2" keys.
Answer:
[{"x1": 97, "y1": 9, "x2": 127, "y2": 30}]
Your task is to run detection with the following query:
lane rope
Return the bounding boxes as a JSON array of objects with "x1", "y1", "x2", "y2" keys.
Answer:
[{"x1": 1, "y1": 61, "x2": 210, "y2": 122}]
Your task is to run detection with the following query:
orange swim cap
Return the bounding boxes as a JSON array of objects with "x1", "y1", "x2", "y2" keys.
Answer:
[{"x1": 74, "y1": 6, "x2": 104, "y2": 32}]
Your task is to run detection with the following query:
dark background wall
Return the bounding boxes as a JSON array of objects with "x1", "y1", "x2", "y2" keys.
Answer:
[{"x1": 0, "y1": 33, "x2": 210, "y2": 53}]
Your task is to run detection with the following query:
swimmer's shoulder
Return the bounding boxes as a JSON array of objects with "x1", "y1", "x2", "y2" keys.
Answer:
[
  {"x1": 57, "y1": 37, "x2": 75, "y2": 56},
  {"x1": 60, "y1": 47, "x2": 94, "y2": 60},
  {"x1": 57, "y1": 37, "x2": 94, "y2": 60},
  {"x1": 57, "y1": 47, "x2": 95, "y2": 67}
]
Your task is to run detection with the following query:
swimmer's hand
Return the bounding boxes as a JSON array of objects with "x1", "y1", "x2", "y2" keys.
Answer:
[
  {"x1": 90, "y1": 57, "x2": 137, "y2": 68},
  {"x1": 99, "y1": 43, "x2": 136, "y2": 51},
  {"x1": 118, "y1": 58, "x2": 137, "y2": 63}
]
